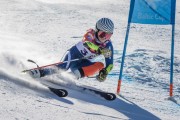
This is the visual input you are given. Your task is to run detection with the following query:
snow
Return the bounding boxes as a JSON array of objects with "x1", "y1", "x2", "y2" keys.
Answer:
[{"x1": 0, "y1": 0, "x2": 179, "y2": 120}]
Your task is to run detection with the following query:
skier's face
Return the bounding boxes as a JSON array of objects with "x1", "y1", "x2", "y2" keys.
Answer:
[{"x1": 98, "y1": 31, "x2": 112, "y2": 43}]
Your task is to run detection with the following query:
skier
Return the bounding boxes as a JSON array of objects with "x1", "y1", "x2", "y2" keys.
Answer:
[{"x1": 28, "y1": 18, "x2": 114, "y2": 82}]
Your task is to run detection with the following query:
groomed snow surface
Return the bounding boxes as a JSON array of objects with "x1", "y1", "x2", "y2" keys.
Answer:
[{"x1": 0, "y1": 0, "x2": 179, "y2": 120}]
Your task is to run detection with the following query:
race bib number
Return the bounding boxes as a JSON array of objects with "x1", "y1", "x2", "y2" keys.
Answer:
[
  {"x1": 80, "y1": 48, "x2": 88, "y2": 56},
  {"x1": 76, "y1": 42, "x2": 95, "y2": 57}
]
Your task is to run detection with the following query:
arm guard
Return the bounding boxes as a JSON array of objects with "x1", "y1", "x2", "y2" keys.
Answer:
[
  {"x1": 105, "y1": 64, "x2": 113, "y2": 73},
  {"x1": 83, "y1": 41, "x2": 100, "y2": 53}
]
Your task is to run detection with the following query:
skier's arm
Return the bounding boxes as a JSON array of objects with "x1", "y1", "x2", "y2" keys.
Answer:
[
  {"x1": 83, "y1": 41, "x2": 99, "y2": 53},
  {"x1": 104, "y1": 48, "x2": 113, "y2": 74},
  {"x1": 96, "y1": 43, "x2": 114, "y2": 82},
  {"x1": 105, "y1": 64, "x2": 113, "y2": 73},
  {"x1": 83, "y1": 41, "x2": 111, "y2": 58}
]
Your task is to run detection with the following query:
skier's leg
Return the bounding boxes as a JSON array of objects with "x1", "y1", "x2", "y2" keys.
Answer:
[
  {"x1": 71, "y1": 60, "x2": 104, "y2": 79},
  {"x1": 81, "y1": 62, "x2": 104, "y2": 77},
  {"x1": 28, "y1": 46, "x2": 83, "y2": 78},
  {"x1": 28, "y1": 51, "x2": 71, "y2": 78},
  {"x1": 28, "y1": 64, "x2": 61, "y2": 78},
  {"x1": 42, "y1": 50, "x2": 74, "y2": 76}
]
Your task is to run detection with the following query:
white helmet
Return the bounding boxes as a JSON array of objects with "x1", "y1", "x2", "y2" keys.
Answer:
[{"x1": 96, "y1": 18, "x2": 114, "y2": 34}]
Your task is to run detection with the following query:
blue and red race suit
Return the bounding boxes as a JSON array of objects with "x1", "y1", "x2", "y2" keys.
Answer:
[{"x1": 42, "y1": 29, "x2": 114, "y2": 77}]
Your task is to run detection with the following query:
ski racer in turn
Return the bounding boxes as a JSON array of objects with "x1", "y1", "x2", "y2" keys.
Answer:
[{"x1": 28, "y1": 18, "x2": 114, "y2": 82}]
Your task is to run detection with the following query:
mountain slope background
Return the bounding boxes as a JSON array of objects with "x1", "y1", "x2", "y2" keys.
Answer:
[{"x1": 0, "y1": 0, "x2": 179, "y2": 120}]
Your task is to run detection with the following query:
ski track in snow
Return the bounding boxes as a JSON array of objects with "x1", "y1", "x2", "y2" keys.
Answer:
[{"x1": 0, "y1": 0, "x2": 180, "y2": 120}]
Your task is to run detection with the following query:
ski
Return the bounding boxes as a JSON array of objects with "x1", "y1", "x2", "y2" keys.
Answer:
[
  {"x1": 24, "y1": 59, "x2": 115, "y2": 100},
  {"x1": 38, "y1": 82, "x2": 68, "y2": 98},
  {"x1": 47, "y1": 80, "x2": 116, "y2": 101},
  {"x1": 80, "y1": 86, "x2": 116, "y2": 101},
  {"x1": 48, "y1": 87, "x2": 68, "y2": 97},
  {"x1": 23, "y1": 59, "x2": 68, "y2": 98}
]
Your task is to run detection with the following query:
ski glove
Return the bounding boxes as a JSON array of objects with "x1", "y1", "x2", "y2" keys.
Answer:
[
  {"x1": 98, "y1": 47, "x2": 112, "y2": 58},
  {"x1": 96, "y1": 68, "x2": 108, "y2": 82}
]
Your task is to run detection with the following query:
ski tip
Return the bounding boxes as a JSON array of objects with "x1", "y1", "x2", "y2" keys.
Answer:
[
  {"x1": 105, "y1": 93, "x2": 116, "y2": 101},
  {"x1": 48, "y1": 87, "x2": 68, "y2": 97}
]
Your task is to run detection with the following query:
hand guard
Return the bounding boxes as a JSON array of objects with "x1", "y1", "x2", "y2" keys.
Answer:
[
  {"x1": 96, "y1": 68, "x2": 108, "y2": 82},
  {"x1": 98, "y1": 47, "x2": 112, "y2": 58}
]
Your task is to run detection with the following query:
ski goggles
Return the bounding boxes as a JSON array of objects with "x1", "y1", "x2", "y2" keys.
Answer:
[{"x1": 98, "y1": 31, "x2": 113, "y2": 40}]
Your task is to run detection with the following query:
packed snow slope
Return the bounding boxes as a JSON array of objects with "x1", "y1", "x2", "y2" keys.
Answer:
[{"x1": 0, "y1": 0, "x2": 179, "y2": 120}]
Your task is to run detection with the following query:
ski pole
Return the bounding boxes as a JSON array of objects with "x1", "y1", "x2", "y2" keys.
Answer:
[{"x1": 22, "y1": 57, "x2": 88, "y2": 73}]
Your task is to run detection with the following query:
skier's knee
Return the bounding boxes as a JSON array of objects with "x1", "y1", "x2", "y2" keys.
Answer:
[
  {"x1": 93, "y1": 62, "x2": 104, "y2": 70},
  {"x1": 82, "y1": 62, "x2": 104, "y2": 77},
  {"x1": 72, "y1": 62, "x2": 104, "y2": 79}
]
